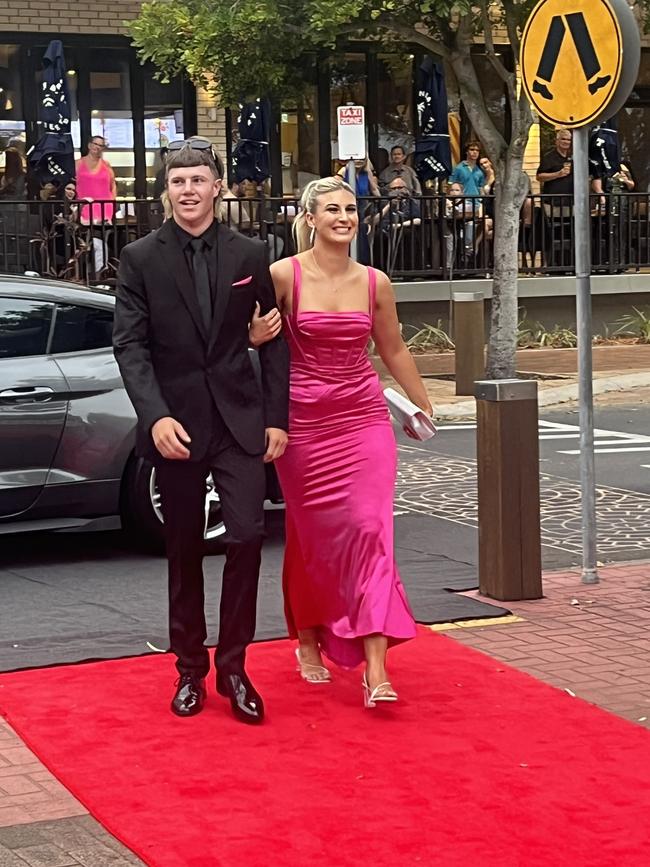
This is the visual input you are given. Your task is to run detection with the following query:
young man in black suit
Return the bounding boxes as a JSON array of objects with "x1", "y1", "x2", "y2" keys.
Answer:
[{"x1": 113, "y1": 140, "x2": 289, "y2": 724}]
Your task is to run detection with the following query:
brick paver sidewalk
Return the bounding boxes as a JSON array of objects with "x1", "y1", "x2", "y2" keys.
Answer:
[{"x1": 445, "y1": 561, "x2": 650, "y2": 728}]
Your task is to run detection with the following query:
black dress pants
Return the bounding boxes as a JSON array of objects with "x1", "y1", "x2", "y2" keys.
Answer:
[{"x1": 156, "y1": 423, "x2": 265, "y2": 678}]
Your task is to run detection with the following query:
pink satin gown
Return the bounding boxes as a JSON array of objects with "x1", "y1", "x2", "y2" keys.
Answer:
[{"x1": 275, "y1": 257, "x2": 416, "y2": 668}]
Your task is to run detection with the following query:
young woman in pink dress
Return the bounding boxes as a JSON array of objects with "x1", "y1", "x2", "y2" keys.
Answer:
[{"x1": 254, "y1": 177, "x2": 433, "y2": 708}]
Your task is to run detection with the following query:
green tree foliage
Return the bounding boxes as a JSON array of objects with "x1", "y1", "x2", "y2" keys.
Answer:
[{"x1": 130, "y1": 0, "x2": 647, "y2": 377}]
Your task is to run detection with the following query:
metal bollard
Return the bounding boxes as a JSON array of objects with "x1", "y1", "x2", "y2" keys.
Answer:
[
  {"x1": 452, "y1": 291, "x2": 485, "y2": 396},
  {"x1": 475, "y1": 379, "x2": 543, "y2": 601}
]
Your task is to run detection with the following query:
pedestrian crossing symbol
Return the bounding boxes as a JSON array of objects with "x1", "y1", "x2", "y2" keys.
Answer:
[{"x1": 521, "y1": 0, "x2": 624, "y2": 128}]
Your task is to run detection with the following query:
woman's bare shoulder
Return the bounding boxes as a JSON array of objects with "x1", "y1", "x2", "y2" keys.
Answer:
[
  {"x1": 269, "y1": 257, "x2": 295, "y2": 295},
  {"x1": 269, "y1": 256, "x2": 293, "y2": 279},
  {"x1": 368, "y1": 266, "x2": 391, "y2": 289},
  {"x1": 369, "y1": 267, "x2": 394, "y2": 302}
]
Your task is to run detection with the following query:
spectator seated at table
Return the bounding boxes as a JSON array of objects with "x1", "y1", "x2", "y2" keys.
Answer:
[
  {"x1": 378, "y1": 177, "x2": 422, "y2": 230},
  {"x1": 445, "y1": 181, "x2": 482, "y2": 255}
]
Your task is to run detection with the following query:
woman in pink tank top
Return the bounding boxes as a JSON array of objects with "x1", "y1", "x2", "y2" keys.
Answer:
[{"x1": 76, "y1": 135, "x2": 116, "y2": 224}]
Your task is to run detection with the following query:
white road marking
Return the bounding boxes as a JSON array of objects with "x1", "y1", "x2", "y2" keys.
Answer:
[
  {"x1": 560, "y1": 446, "x2": 650, "y2": 455},
  {"x1": 438, "y1": 418, "x2": 650, "y2": 461}
]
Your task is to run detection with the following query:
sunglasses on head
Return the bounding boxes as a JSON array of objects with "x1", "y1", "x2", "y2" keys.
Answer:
[{"x1": 168, "y1": 138, "x2": 215, "y2": 156}]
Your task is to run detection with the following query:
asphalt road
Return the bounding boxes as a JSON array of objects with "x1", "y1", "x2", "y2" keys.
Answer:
[
  {"x1": 426, "y1": 405, "x2": 650, "y2": 496},
  {"x1": 2, "y1": 404, "x2": 648, "y2": 672}
]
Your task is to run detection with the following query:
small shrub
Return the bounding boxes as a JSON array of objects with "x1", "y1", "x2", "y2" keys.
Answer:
[
  {"x1": 614, "y1": 307, "x2": 650, "y2": 343},
  {"x1": 402, "y1": 321, "x2": 455, "y2": 352}
]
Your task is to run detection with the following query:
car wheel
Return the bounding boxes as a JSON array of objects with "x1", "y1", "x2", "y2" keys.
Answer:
[{"x1": 121, "y1": 456, "x2": 227, "y2": 555}]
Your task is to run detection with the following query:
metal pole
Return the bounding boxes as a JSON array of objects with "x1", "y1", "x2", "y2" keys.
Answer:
[
  {"x1": 573, "y1": 126, "x2": 599, "y2": 585},
  {"x1": 347, "y1": 158, "x2": 358, "y2": 261}
]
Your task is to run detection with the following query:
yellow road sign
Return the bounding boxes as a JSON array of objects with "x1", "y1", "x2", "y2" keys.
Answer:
[{"x1": 521, "y1": 0, "x2": 624, "y2": 128}]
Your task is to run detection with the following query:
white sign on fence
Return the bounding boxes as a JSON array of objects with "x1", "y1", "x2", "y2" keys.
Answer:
[{"x1": 336, "y1": 105, "x2": 366, "y2": 160}]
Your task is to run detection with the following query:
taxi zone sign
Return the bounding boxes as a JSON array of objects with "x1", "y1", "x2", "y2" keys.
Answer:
[{"x1": 337, "y1": 106, "x2": 366, "y2": 160}]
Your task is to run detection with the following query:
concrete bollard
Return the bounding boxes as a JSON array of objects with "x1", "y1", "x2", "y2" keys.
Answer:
[
  {"x1": 475, "y1": 379, "x2": 543, "y2": 601},
  {"x1": 452, "y1": 291, "x2": 485, "y2": 396}
]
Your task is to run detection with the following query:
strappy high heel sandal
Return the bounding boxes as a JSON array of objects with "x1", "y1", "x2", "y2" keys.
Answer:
[
  {"x1": 295, "y1": 647, "x2": 331, "y2": 683},
  {"x1": 362, "y1": 674, "x2": 398, "y2": 708}
]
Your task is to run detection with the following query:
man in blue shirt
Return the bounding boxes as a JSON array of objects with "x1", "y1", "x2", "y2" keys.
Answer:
[{"x1": 449, "y1": 141, "x2": 485, "y2": 198}]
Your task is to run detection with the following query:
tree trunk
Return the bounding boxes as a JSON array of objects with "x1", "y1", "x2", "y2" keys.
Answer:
[
  {"x1": 486, "y1": 165, "x2": 525, "y2": 378},
  {"x1": 486, "y1": 183, "x2": 519, "y2": 379}
]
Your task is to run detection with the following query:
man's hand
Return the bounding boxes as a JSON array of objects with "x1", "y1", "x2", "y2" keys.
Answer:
[
  {"x1": 152, "y1": 416, "x2": 191, "y2": 460},
  {"x1": 264, "y1": 427, "x2": 288, "y2": 463},
  {"x1": 249, "y1": 303, "x2": 282, "y2": 348}
]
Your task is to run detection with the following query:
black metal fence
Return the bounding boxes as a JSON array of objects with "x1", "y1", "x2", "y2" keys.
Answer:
[{"x1": 1, "y1": 192, "x2": 649, "y2": 284}]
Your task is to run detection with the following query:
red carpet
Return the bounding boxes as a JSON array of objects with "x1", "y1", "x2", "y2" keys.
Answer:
[{"x1": 1, "y1": 629, "x2": 649, "y2": 866}]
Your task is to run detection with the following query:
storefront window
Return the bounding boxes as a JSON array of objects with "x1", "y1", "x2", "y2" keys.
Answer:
[
  {"x1": 0, "y1": 45, "x2": 26, "y2": 196},
  {"x1": 89, "y1": 52, "x2": 134, "y2": 198},
  {"x1": 144, "y1": 65, "x2": 185, "y2": 197},
  {"x1": 376, "y1": 53, "x2": 415, "y2": 173},
  {"x1": 281, "y1": 81, "x2": 320, "y2": 194},
  {"x1": 620, "y1": 51, "x2": 650, "y2": 193}
]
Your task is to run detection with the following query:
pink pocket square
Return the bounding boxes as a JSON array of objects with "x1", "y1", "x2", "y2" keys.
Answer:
[{"x1": 232, "y1": 275, "x2": 253, "y2": 287}]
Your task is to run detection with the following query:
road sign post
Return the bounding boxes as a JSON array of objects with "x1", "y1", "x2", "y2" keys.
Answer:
[
  {"x1": 521, "y1": 0, "x2": 640, "y2": 585},
  {"x1": 337, "y1": 105, "x2": 366, "y2": 263}
]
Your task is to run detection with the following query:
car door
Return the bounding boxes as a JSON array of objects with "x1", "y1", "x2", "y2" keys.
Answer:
[
  {"x1": 47, "y1": 300, "x2": 136, "y2": 485},
  {"x1": 0, "y1": 296, "x2": 69, "y2": 517}
]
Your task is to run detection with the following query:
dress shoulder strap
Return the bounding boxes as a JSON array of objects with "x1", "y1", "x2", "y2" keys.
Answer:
[
  {"x1": 367, "y1": 266, "x2": 377, "y2": 318},
  {"x1": 291, "y1": 256, "x2": 302, "y2": 316}
]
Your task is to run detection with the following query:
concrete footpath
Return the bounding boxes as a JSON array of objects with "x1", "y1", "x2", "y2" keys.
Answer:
[
  {"x1": 0, "y1": 344, "x2": 648, "y2": 865},
  {"x1": 379, "y1": 343, "x2": 650, "y2": 418}
]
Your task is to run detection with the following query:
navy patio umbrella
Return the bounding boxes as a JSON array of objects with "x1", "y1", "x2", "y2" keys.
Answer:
[
  {"x1": 414, "y1": 57, "x2": 452, "y2": 182},
  {"x1": 27, "y1": 40, "x2": 75, "y2": 188},
  {"x1": 232, "y1": 98, "x2": 271, "y2": 184},
  {"x1": 589, "y1": 116, "x2": 620, "y2": 181}
]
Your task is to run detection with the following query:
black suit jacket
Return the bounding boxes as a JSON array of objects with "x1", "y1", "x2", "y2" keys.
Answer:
[{"x1": 113, "y1": 219, "x2": 289, "y2": 464}]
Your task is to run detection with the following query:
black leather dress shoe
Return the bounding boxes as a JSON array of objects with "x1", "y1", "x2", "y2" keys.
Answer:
[
  {"x1": 171, "y1": 674, "x2": 206, "y2": 717},
  {"x1": 216, "y1": 670, "x2": 264, "y2": 725}
]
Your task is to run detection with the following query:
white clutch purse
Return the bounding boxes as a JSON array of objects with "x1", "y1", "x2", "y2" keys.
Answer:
[{"x1": 383, "y1": 388, "x2": 437, "y2": 442}]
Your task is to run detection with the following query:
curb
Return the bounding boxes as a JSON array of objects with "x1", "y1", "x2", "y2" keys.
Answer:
[{"x1": 434, "y1": 372, "x2": 650, "y2": 421}]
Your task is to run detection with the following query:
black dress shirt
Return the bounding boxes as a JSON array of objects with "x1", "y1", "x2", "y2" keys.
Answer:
[
  {"x1": 172, "y1": 219, "x2": 218, "y2": 304},
  {"x1": 537, "y1": 149, "x2": 574, "y2": 195}
]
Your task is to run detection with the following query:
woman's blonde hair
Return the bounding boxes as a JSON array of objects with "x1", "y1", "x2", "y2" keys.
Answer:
[{"x1": 292, "y1": 176, "x2": 355, "y2": 252}]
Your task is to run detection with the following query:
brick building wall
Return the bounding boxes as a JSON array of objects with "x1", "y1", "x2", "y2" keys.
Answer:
[{"x1": 1, "y1": 1, "x2": 142, "y2": 35}]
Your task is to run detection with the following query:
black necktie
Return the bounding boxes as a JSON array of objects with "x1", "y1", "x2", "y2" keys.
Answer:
[{"x1": 189, "y1": 237, "x2": 212, "y2": 332}]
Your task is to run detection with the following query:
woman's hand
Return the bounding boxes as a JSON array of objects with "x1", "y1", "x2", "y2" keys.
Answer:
[
  {"x1": 403, "y1": 402, "x2": 435, "y2": 439},
  {"x1": 249, "y1": 303, "x2": 282, "y2": 348}
]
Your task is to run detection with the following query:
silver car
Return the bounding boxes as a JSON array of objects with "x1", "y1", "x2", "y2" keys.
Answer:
[{"x1": 0, "y1": 275, "x2": 280, "y2": 552}]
